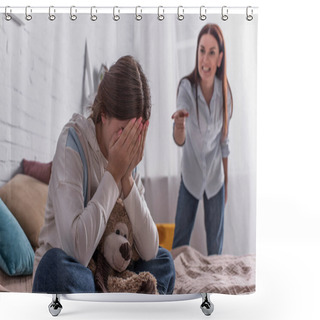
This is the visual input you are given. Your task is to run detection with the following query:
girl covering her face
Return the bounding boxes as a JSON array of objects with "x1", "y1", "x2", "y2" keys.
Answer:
[{"x1": 33, "y1": 56, "x2": 175, "y2": 295}]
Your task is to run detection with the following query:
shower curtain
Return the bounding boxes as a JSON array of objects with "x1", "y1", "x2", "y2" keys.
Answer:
[{"x1": 0, "y1": 7, "x2": 257, "y2": 297}]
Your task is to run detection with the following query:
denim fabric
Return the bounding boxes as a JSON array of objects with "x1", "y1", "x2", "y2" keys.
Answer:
[
  {"x1": 32, "y1": 247, "x2": 175, "y2": 294},
  {"x1": 203, "y1": 184, "x2": 225, "y2": 255},
  {"x1": 128, "y1": 247, "x2": 175, "y2": 294},
  {"x1": 172, "y1": 178, "x2": 225, "y2": 255},
  {"x1": 32, "y1": 248, "x2": 96, "y2": 294}
]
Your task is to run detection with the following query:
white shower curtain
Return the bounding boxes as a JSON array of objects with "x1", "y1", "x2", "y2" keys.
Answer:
[
  {"x1": 0, "y1": 9, "x2": 257, "y2": 259},
  {"x1": 0, "y1": 10, "x2": 258, "y2": 255}
]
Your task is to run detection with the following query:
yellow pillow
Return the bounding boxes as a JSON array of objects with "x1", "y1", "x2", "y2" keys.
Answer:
[
  {"x1": 156, "y1": 223, "x2": 175, "y2": 251},
  {"x1": 0, "y1": 174, "x2": 48, "y2": 250}
]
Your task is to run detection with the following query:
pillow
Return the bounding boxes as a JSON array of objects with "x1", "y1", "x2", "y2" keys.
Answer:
[
  {"x1": 156, "y1": 223, "x2": 175, "y2": 251},
  {"x1": 22, "y1": 159, "x2": 52, "y2": 184},
  {"x1": 0, "y1": 198, "x2": 34, "y2": 276},
  {"x1": 0, "y1": 174, "x2": 48, "y2": 249}
]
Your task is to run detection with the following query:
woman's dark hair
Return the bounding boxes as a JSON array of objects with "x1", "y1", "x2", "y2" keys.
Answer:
[
  {"x1": 90, "y1": 55, "x2": 151, "y2": 124},
  {"x1": 179, "y1": 24, "x2": 233, "y2": 139}
]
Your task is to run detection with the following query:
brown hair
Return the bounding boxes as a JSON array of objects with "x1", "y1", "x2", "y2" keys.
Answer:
[
  {"x1": 90, "y1": 55, "x2": 151, "y2": 124},
  {"x1": 179, "y1": 24, "x2": 233, "y2": 139}
]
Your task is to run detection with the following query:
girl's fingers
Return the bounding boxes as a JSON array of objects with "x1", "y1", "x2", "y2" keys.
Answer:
[
  {"x1": 126, "y1": 120, "x2": 143, "y2": 156},
  {"x1": 124, "y1": 117, "x2": 142, "y2": 147},
  {"x1": 118, "y1": 118, "x2": 137, "y2": 145},
  {"x1": 109, "y1": 128, "x2": 122, "y2": 147},
  {"x1": 130, "y1": 120, "x2": 148, "y2": 167},
  {"x1": 139, "y1": 121, "x2": 148, "y2": 160}
]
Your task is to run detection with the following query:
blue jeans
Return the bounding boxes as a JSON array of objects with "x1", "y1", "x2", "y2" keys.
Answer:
[
  {"x1": 32, "y1": 247, "x2": 175, "y2": 295},
  {"x1": 172, "y1": 179, "x2": 225, "y2": 255}
]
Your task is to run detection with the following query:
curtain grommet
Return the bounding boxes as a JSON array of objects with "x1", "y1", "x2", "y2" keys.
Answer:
[
  {"x1": 25, "y1": 6, "x2": 32, "y2": 21},
  {"x1": 70, "y1": 6, "x2": 77, "y2": 21},
  {"x1": 113, "y1": 6, "x2": 120, "y2": 21},
  {"x1": 135, "y1": 6, "x2": 142, "y2": 21},
  {"x1": 90, "y1": 6, "x2": 98, "y2": 21},
  {"x1": 5, "y1": 6, "x2": 12, "y2": 21},
  {"x1": 221, "y1": 6, "x2": 228, "y2": 21},
  {"x1": 158, "y1": 6, "x2": 165, "y2": 21},
  {"x1": 200, "y1": 6, "x2": 207, "y2": 21},
  {"x1": 48, "y1": 6, "x2": 56, "y2": 21},
  {"x1": 177, "y1": 6, "x2": 184, "y2": 21},
  {"x1": 246, "y1": 6, "x2": 253, "y2": 21}
]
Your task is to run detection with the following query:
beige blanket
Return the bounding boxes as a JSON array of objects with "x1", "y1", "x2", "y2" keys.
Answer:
[
  {"x1": 0, "y1": 268, "x2": 32, "y2": 292},
  {"x1": 171, "y1": 246, "x2": 255, "y2": 295},
  {"x1": 1, "y1": 246, "x2": 255, "y2": 295}
]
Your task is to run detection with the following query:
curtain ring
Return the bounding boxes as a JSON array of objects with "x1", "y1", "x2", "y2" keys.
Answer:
[
  {"x1": 221, "y1": 6, "x2": 228, "y2": 21},
  {"x1": 25, "y1": 6, "x2": 32, "y2": 21},
  {"x1": 200, "y1": 6, "x2": 207, "y2": 21},
  {"x1": 113, "y1": 6, "x2": 120, "y2": 21},
  {"x1": 90, "y1": 6, "x2": 97, "y2": 21},
  {"x1": 158, "y1": 6, "x2": 164, "y2": 21},
  {"x1": 70, "y1": 6, "x2": 77, "y2": 21},
  {"x1": 135, "y1": 6, "x2": 142, "y2": 21},
  {"x1": 177, "y1": 6, "x2": 184, "y2": 21},
  {"x1": 5, "y1": 6, "x2": 12, "y2": 21},
  {"x1": 49, "y1": 6, "x2": 56, "y2": 21},
  {"x1": 246, "y1": 6, "x2": 253, "y2": 21}
]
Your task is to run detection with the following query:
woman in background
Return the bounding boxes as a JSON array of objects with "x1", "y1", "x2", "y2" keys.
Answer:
[
  {"x1": 33, "y1": 55, "x2": 175, "y2": 294},
  {"x1": 171, "y1": 24, "x2": 233, "y2": 255}
]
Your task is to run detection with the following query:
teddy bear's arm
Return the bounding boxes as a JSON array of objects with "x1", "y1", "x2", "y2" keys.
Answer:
[
  {"x1": 107, "y1": 272, "x2": 158, "y2": 294},
  {"x1": 107, "y1": 273, "x2": 140, "y2": 293}
]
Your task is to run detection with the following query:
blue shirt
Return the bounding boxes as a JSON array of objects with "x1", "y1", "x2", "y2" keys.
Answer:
[{"x1": 176, "y1": 78, "x2": 231, "y2": 200}]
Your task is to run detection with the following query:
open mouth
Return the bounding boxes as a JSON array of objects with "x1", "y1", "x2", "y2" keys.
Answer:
[{"x1": 202, "y1": 66, "x2": 211, "y2": 73}]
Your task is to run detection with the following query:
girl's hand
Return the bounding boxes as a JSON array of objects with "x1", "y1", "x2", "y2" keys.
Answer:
[
  {"x1": 124, "y1": 120, "x2": 149, "y2": 179},
  {"x1": 121, "y1": 120, "x2": 149, "y2": 198},
  {"x1": 106, "y1": 117, "x2": 143, "y2": 184}
]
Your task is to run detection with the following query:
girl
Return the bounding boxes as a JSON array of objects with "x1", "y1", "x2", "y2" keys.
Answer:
[
  {"x1": 33, "y1": 56, "x2": 175, "y2": 294},
  {"x1": 172, "y1": 24, "x2": 233, "y2": 255}
]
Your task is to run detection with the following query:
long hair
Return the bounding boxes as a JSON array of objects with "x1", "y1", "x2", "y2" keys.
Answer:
[
  {"x1": 178, "y1": 24, "x2": 233, "y2": 139},
  {"x1": 90, "y1": 55, "x2": 151, "y2": 124}
]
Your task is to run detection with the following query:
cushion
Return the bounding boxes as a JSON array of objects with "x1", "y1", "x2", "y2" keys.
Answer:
[
  {"x1": 0, "y1": 174, "x2": 48, "y2": 249},
  {"x1": 0, "y1": 198, "x2": 34, "y2": 276},
  {"x1": 156, "y1": 223, "x2": 175, "y2": 251},
  {"x1": 22, "y1": 159, "x2": 52, "y2": 184}
]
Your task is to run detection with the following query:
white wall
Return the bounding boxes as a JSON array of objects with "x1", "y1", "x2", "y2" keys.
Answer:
[{"x1": 0, "y1": 15, "x2": 86, "y2": 184}]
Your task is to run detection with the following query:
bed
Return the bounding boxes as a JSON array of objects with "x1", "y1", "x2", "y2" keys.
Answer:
[{"x1": 0, "y1": 163, "x2": 255, "y2": 295}]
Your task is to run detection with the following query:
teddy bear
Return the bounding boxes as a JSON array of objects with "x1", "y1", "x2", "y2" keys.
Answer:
[{"x1": 88, "y1": 199, "x2": 158, "y2": 294}]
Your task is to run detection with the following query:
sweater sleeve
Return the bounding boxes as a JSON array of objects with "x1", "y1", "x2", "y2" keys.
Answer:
[
  {"x1": 52, "y1": 145, "x2": 120, "y2": 267},
  {"x1": 122, "y1": 171, "x2": 159, "y2": 261}
]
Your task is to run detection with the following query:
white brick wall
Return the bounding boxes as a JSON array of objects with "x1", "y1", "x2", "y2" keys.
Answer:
[
  {"x1": 0, "y1": 14, "x2": 139, "y2": 186},
  {"x1": 0, "y1": 14, "x2": 141, "y2": 186},
  {"x1": 0, "y1": 16, "x2": 91, "y2": 185}
]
